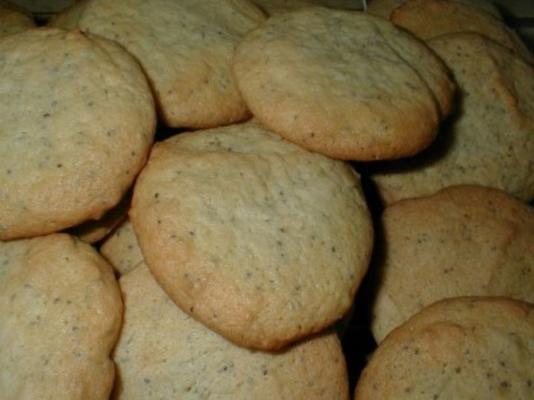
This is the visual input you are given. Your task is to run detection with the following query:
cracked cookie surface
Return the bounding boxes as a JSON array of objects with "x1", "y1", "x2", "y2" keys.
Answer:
[
  {"x1": 0, "y1": 28, "x2": 155, "y2": 240},
  {"x1": 0, "y1": 234, "x2": 123, "y2": 400},
  {"x1": 130, "y1": 121, "x2": 373, "y2": 350},
  {"x1": 233, "y1": 8, "x2": 454, "y2": 160}
]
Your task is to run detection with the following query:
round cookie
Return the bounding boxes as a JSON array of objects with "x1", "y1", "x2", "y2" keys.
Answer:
[
  {"x1": 100, "y1": 218, "x2": 143, "y2": 276},
  {"x1": 114, "y1": 263, "x2": 349, "y2": 399},
  {"x1": 0, "y1": 1, "x2": 34, "y2": 38},
  {"x1": 130, "y1": 121, "x2": 373, "y2": 350},
  {"x1": 0, "y1": 233, "x2": 123, "y2": 400},
  {"x1": 373, "y1": 33, "x2": 534, "y2": 204},
  {"x1": 391, "y1": 0, "x2": 532, "y2": 63},
  {"x1": 51, "y1": 0, "x2": 265, "y2": 128},
  {"x1": 367, "y1": 0, "x2": 502, "y2": 20},
  {"x1": 356, "y1": 297, "x2": 534, "y2": 399},
  {"x1": 233, "y1": 8, "x2": 455, "y2": 160},
  {"x1": 0, "y1": 28, "x2": 155, "y2": 240},
  {"x1": 371, "y1": 185, "x2": 534, "y2": 343}
]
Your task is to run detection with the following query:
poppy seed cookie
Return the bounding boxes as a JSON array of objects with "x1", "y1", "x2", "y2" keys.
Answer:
[
  {"x1": 130, "y1": 121, "x2": 373, "y2": 350},
  {"x1": 114, "y1": 264, "x2": 349, "y2": 399},
  {"x1": 371, "y1": 185, "x2": 534, "y2": 343},
  {"x1": 233, "y1": 8, "x2": 455, "y2": 160},
  {"x1": 356, "y1": 297, "x2": 534, "y2": 399},
  {"x1": 0, "y1": 234, "x2": 123, "y2": 400},
  {"x1": 373, "y1": 33, "x2": 534, "y2": 204},
  {"x1": 0, "y1": 28, "x2": 156, "y2": 240},
  {"x1": 51, "y1": 0, "x2": 265, "y2": 128}
]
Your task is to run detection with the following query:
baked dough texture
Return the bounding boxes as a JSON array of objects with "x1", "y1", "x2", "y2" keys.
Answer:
[
  {"x1": 51, "y1": 0, "x2": 266, "y2": 128},
  {"x1": 100, "y1": 218, "x2": 143, "y2": 276},
  {"x1": 0, "y1": 28, "x2": 156, "y2": 240},
  {"x1": 371, "y1": 185, "x2": 534, "y2": 343},
  {"x1": 114, "y1": 264, "x2": 349, "y2": 399},
  {"x1": 356, "y1": 297, "x2": 534, "y2": 399},
  {"x1": 0, "y1": 234, "x2": 123, "y2": 400},
  {"x1": 68, "y1": 190, "x2": 130, "y2": 244},
  {"x1": 391, "y1": 0, "x2": 532, "y2": 62},
  {"x1": 374, "y1": 33, "x2": 534, "y2": 204},
  {"x1": 233, "y1": 8, "x2": 455, "y2": 160},
  {"x1": 130, "y1": 121, "x2": 373, "y2": 350}
]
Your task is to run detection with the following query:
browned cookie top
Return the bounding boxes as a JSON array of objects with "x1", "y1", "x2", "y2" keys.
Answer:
[
  {"x1": 374, "y1": 33, "x2": 534, "y2": 204},
  {"x1": 0, "y1": 234, "x2": 123, "y2": 400},
  {"x1": 356, "y1": 297, "x2": 534, "y2": 399},
  {"x1": 233, "y1": 7, "x2": 454, "y2": 160},
  {"x1": 114, "y1": 264, "x2": 349, "y2": 399},
  {"x1": 130, "y1": 121, "x2": 373, "y2": 350},
  {"x1": 371, "y1": 185, "x2": 534, "y2": 342},
  {"x1": 0, "y1": 28, "x2": 156, "y2": 240},
  {"x1": 51, "y1": 0, "x2": 266, "y2": 128}
]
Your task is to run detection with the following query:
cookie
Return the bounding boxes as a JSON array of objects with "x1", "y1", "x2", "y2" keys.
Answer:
[
  {"x1": 51, "y1": 0, "x2": 265, "y2": 128},
  {"x1": 0, "y1": 28, "x2": 155, "y2": 240},
  {"x1": 130, "y1": 121, "x2": 373, "y2": 350},
  {"x1": 391, "y1": 0, "x2": 532, "y2": 62},
  {"x1": 356, "y1": 297, "x2": 534, "y2": 399},
  {"x1": 114, "y1": 264, "x2": 349, "y2": 399},
  {"x1": 0, "y1": 1, "x2": 34, "y2": 38},
  {"x1": 233, "y1": 8, "x2": 455, "y2": 160},
  {"x1": 0, "y1": 233, "x2": 123, "y2": 399},
  {"x1": 371, "y1": 185, "x2": 534, "y2": 343},
  {"x1": 373, "y1": 33, "x2": 534, "y2": 204},
  {"x1": 367, "y1": 0, "x2": 502, "y2": 20},
  {"x1": 68, "y1": 190, "x2": 130, "y2": 244},
  {"x1": 100, "y1": 218, "x2": 143, "y2": 276}
]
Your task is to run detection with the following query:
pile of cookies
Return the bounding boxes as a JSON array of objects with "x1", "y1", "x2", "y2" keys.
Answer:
[{"x1": 0, "y1": 0, "x2": 533, "y2": 399}]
